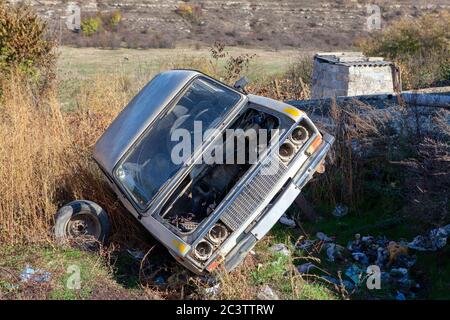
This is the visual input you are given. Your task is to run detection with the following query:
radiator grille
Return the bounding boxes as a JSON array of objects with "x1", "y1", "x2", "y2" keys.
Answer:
[{"x1": 220, "y1": 156, "x2": 287, "y2": 231}]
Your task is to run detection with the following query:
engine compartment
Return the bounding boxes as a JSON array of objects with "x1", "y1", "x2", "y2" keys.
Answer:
[{"x1": 159, "y1": 107, "x2": 280, "y2": 233}]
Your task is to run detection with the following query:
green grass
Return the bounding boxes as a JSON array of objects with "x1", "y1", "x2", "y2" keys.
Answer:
[
  {"x1": 0, "y1": 245, "x2": 133, "y2": 300},
  {"x1": 251, "y1": 233, "x2": 337, "y2": 300}
]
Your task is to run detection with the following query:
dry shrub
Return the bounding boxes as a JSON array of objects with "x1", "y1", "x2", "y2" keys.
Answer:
[
  {"x1": 215, "y1": 255, "x2": 258, "y2": 300},
  {"x1": 306, "y1": 100, "x2": 386, "y2": 208},
  {"x1": 356, "y1": 11, "x2": 450, "y2": 89},
  {"x1": 175, "y1": 2, "x2": 203, "y2": 25},
  {"x1": 394, "y1": 138, "x2": 450, "y2": 232},
  {"x1": 249, "y1": 57, "x2": 313, "y2": 101},
  {"x1": 0, "y1": 1, "x2": 57, "y2": 90}
]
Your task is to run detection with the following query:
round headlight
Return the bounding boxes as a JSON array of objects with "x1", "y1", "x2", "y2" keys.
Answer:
[
  {"x1": 279, "y1": 142, "x2": 295, "y2": 161},
  {"x1": 291, "y1": 126, "x2": 309, "y2": 145},
  {"x1": 208, "y1": 224, "x2": 228, "y2": 244},
  {"x1": 194, "y1": 241, "x2": 213, "y2": 261}
]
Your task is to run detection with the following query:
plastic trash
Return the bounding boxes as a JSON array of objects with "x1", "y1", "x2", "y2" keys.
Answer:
[
  {"x1": 257, "y1": 285, "x2": 279, "y2": 300},
  {"x1": 154, "y1": 276, "x2": 165, "y2": 285},
  {"x1": 316, "y1": 232, "x2": 333, "y2": 242},
  {"x1": 270, "y1": 243, "x2": 290, "y2": 257},
  {"x1": 408, "y1": 225, "x2": 450, "y2": 251},
  {"x1": 390, "y1": 268, "x2": 408, "y2": 280},
  {"x1": 326, "y1": 243, "x2": 347, "y2": 262},
  {"x1": 297, "y1": 262, "x2": 317, "y2": 274},
  {"x1": 326, "y1": 243, "x2": 336, "y2": 262},
  {"x1": 127, "y1": 249, "x2": 145, "y2": 260},
  {"x1": 376, "y1": 247, "x2": 389, "y2": 267},
  {"x1": 279, "y1": 214, "x2": 296, "y2": 228},
  {"x1": 332, "y1": 204, "x2": 348, "y2": 218},
  {"x1": 20, "y1": 265, "x2": 51, "y2": 283},
  {"x1": 322, "y1": 276, "x2": 354, "y2": 291},
  {"x1": 296, "y1": 239, "x2": 316, "y2": 251},
  {"x1": 352, "y1": 252, "x2": 369, "y2": 265},
  {"x1": 396, "y1": 291, "x2": 406, "y2": 300},
  {"x1": 204, "y1": 283, "x2": 221, "y2": 297},
  {"x1": 345, "y1": 264, "x2": 363, "y2": 285}
]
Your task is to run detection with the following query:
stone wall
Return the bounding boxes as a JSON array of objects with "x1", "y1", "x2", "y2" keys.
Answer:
[
  {"x1": 311, "y1": 55, "x2": 396, "y2": 98},
  {"x1": 348, "y1": 65, "x2": 394, "y2": 96}
]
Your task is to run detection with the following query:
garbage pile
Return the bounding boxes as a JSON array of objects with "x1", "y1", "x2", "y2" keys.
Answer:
[{"x1": 296, "y1": 224, "x2": 450, "y2": 299}]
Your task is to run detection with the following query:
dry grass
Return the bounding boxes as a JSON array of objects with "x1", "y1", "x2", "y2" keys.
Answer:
[
  {"x1": 0, "y1": 71, "x2": 146, "y2": 245},
  {"x1": 305, "y1": 100, "x2": 386, "y2": 208},
  {"x1": 0, "y1": 75, "x2": 65, "y2": 244}
]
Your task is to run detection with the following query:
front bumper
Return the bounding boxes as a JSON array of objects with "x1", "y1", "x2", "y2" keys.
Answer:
[{"x1": 223, "y1": 131, "x2": 335, "y2": 272}]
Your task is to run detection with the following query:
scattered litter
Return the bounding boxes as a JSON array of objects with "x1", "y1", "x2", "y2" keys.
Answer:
[
  {"x1": 257, "y1": 285, "x2": 279, "y2": 300},
  {"x1": 20, "y1": 265, "x2": 51, "y2": 283},
  {"x1": 270, "y1": 243, "x2": 290, "y2": 257},
  {"x1": 352, "y1": 252, "x2": 369, "y2": 265},
  {"x1": 154, "y1": 276, "x2": 165, "y2": 285},
  {"x1": 396, "y1": 291, "x2": 406, "y2": 300},
  {"x1": 345, "y1": 264, "x2": 363, "y2": 285},
  {"x1": 279, "y1": 214, "x2": 296, "y2": 228},
  {"x1": 204, "y1": 283, "x2": 221, "y2": 297},
  {"x1": 127, "y1": 249, "x2": 145, "y2": 260},
  {"x1": 296, "y1": 239, "x2": 316, "y2": 251},
  {"x1": 316, "y1": 232, "x2": 333, "y2": 242},
  {"x1": 297, "y1": 262, "x2": 317, "y2": 274},
  {"x1": 326, "y1": 243, "x2": 336, "y2": 262},
  {"x1": 387, "y1": 241, "x2": 409, "y2": 265},
  {"x1": 390, "y1": 267, "x2": 408, "y2": 279},
  {"x1": 305, "y1": 225, "x2": 448, "y2": 298},
  {"x1": 325, "y1": 243, "x2": 347, "y2": 262},
  {"x1": 332, "y1": 204, "x2": 348, "y2": 218},
  {"x1": 322, "y1": 275, "x2": 354, "y2": 291},
  {"x1": 342, "y1": 280, "x2": 355, "y2": 292},
  {"x1": 408, "y1": 225, "x2": 450, "y2": 251}
]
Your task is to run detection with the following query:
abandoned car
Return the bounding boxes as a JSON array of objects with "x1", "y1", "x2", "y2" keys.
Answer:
[{"x1": 54, "y1": 70, "x2": 334, "y2": 274}]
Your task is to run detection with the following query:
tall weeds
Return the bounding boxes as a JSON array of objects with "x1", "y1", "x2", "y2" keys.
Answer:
[
  {"x1": 0, "y1": 75, "x2": 66, "y2": 244},
  {"x1": 0, "y1": 72, "x2": 147, "y2": 245}
]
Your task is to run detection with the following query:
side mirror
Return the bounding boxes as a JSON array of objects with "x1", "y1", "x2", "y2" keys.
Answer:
[{"x1": 233, "y1": 76, "x2": 250, "y2": 92}]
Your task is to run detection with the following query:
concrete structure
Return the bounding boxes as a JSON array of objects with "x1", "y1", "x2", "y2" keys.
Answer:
[{"x1": 311, "y1": 52, "x2": 401, "y2": 99}]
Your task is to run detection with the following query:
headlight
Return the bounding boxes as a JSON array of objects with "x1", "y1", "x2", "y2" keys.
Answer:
[
  {"x1": 208, "y1": 224, "x2": 228, "y2": 244},
  {"x1": 279, "y1": 141, "x2": 295, "y2": 162},
  {"x1": 290, "y1": 125, "x2": 309, "y2": 145},
  {"x1": 194, "y1": 240, "x2": 213, "y2": 261}
]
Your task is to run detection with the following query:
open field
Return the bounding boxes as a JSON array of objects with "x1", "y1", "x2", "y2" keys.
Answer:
[
  {"x1": 56, "y1": 46, "x2": 312, "y2": 111},
  {"x1": 57, "y1": 46, "x2": 306, "y2": 78}
]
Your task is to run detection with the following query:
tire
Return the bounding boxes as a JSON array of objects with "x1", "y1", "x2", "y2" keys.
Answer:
[{"x1": 54, "y1": 200, "x2": 110, "y2": 244}]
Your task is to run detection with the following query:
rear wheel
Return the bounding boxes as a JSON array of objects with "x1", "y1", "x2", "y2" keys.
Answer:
[{"x1": 54, "y1": 200, "x2": 110, "y2": 245}]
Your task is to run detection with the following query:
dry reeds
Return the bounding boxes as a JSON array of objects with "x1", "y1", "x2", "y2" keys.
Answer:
[
  {"x1": 0, "y1": 74, "x2": 66, "y2": 244},
  {"x1": 0, "y1": 72, "x2": 147, "y2": 245}
]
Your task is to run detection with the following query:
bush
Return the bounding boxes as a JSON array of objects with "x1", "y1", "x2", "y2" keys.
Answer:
[
  {"x1": 248, "y1": 57, "x2": 313, "y2": 101},
  {"x1": 356, "y1": 11, "x2": 450, "y2": 89},
  {"x1": 175, "y1": 2, "x2": 202, "y2": 25},
  {"x1": 101, "y1": 10, "x2": 122, "y2": 32},
  {"x1": 81, "y1": 16, "x2": 102, "y2": 37},
  {"x1": 0, "y1": 2, "x2": 56, "y2": 80},
  {"x1": 110, "y1": 10, "x2": 122, "y2": 29}
]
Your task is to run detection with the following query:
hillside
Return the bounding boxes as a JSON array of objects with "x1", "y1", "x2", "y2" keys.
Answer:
[{"x1": 10, "y1": 0, "x2": 450, "y2": 48}]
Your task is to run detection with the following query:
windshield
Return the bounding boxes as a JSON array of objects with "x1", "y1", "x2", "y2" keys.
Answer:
[{"x1": 115, "y1": 77, "x2": 242, "y2": 209}]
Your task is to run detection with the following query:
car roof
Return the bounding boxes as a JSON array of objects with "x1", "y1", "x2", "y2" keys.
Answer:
[{"x1": 93, "y1": 69, "x2": 200, "y2": 174}]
